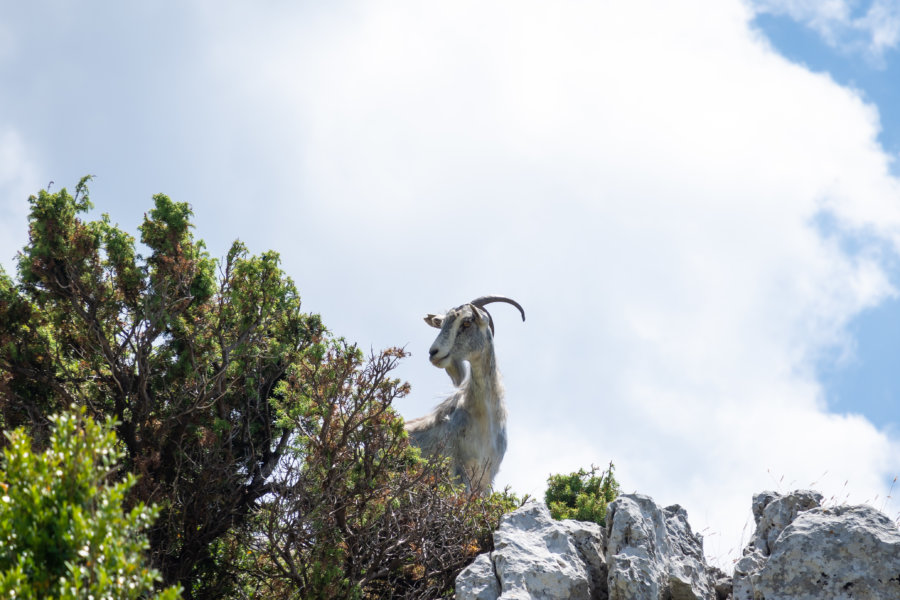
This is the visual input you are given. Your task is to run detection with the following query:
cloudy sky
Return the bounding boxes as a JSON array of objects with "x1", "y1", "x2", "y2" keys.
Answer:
[{"x1": 2, "y1": 0, "x2": 900, "y2": 567}]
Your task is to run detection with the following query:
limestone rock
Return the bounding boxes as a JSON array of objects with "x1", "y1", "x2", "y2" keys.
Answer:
[
  {"x1": 561, "y1": 518, "x2": 608, "y2": 597},
  {"x1": 708, "y1": 567, "x2": 733, "y2": 600},
  {"x1": 456, "y1": 553, "x2": 500, "y2": 600},
  {"x1": 734, "y1": 490, "x2": 900, "y2": 600},
  {"x1": 733, "y1": 490, "x2": 824, "y2": 600},
  {"x1": 605, "y1": 494, "x2": 716, "y2": 600},
  {"x1": 492, "y1": 501, "x2": 604, "y2": 599},
  {"x1": 749, "y1": 489, "x2": 823, "y2": 555},
  {"x1": 732, "y1": 548, "x2": 766, "y2": 600},
  {"x1": 458, "y1": 488, "x2": 900, "y2": 600},
  {"x1": 455, "y1": 501, "x2": 608, "y2": 600}
]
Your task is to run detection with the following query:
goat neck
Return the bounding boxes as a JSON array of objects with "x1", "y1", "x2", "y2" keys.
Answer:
[{"x1": 461, "y1": 340, "x2": 505, "y2": 421}]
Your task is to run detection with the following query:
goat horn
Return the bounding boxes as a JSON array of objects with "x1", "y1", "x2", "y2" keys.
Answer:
[
  {"x1": 470, "y1": 296, "x2": 526, "y2": 320},
  {"x1": 469, "y1": 296, "x2": 526, "y2": 335}
]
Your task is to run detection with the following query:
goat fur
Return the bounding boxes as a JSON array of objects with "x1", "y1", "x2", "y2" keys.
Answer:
[{"x1": 404, "y1": 298, "x2": 523, "y2": 493}]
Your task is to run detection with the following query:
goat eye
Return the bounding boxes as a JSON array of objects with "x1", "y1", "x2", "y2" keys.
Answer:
[{"x1": 461, "y1": 319, "x2": 472, "y2": 328}]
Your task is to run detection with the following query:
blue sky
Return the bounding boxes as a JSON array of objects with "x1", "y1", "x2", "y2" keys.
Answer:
[
  {"x1": 2, "y1": 1, "x2": 900, "y2": 568},
  {"x1": 750, "y1": 4, "x2": 900, "y2": 433},
  {"x1": 754, "y1": 7, "x2": 900, "y2": 157}
]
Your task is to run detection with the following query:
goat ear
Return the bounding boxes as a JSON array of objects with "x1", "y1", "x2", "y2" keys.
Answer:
[{"x1": 424, "y1": 314, "x2": 444, "y2": 328}]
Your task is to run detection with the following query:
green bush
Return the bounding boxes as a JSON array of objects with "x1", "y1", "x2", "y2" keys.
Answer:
[
  {"x1": 0, "y1": 179, "x2": 525, "y2": 598},
  {"x1": 0, "y1": 407, "x2": 180, "y2": 599},
  {"x1": 1, "y1": 178, "x2": 325, "y2": 595},
  {"x1": 545, "y1": 462, "x2": 619, "y2": 526}
]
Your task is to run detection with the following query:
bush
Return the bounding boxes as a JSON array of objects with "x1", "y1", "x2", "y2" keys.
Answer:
[
  {"x1": 0, "y1": 407, "x2": 180, "y2": 599},
  {"x1": 0, "y1": 178, "x2": 324, "y2": 595},
  {"x1": 0, "y1": 179, "x2": 524, "y2": 598},
  {"x1": 229, "y1": 344, "x2": 525, "y2": 599},
  {"x1": 545, "y1": 462, "x2": 619, "y2": 526}
]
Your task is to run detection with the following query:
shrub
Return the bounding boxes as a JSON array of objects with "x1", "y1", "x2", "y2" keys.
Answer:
[
  {"x1": 0, "y1": 178, "x2": 324, "y2": 595},
  {"x1": 230, "y1": 344, "x2": 525, "y2": 599},
  {"x1": 0, "y1": 407, "x2": 180, "y2": 599},
  {"x1": 545, "y1": 462, "x2": 619, "y2": 526},
  {"x1": 0, "y1": 179, "x2": 524, "y2": 598}
]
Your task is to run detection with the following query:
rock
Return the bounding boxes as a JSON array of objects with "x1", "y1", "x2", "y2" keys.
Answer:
[
  {"x1": 455, "y1": 500, "x2": 607, "y2": 600},
  {"x1": 458, "y1": 488, "x2": 900, "y2": 600},
  {"x1": 606, "y1": 494, "x2": 716, "y2": 600},
  {"x1": 562, "y1": 518, "x2": 608, "y2": 597},
  {"x1": 492, "y1": 501, "x2": 605, "y2": 599},
  {"x1": 456, "y1": 553, "x2": 500, "y2": 600},
  {"x1": 733, "y1": 489, "x2": 823, "y2": 600},
  {"x1": 708, "y1": 567, "x2": 733, "y2": 600},
  {"x1": 749, "y1": 489, "x2": 823, "y2": 555},
  {"x1": 734, "y1": 490, "x2": 900, "y2": 600},
  {"x1": 732, "y1": 548, "x2": 766, "y2": 600}
]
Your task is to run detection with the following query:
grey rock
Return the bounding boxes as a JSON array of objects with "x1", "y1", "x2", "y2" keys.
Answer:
[
  {"x1": 732, "y1": 548, "x2": 765, "y2": 600},
  {"x1": 750, "y1": 489, "x2": 823, "y2": 555},
  {"x1": 459, "y1": 489, "x2": 900, "y2": 600},
  {"x1": 733, "y1": 489, "x2": 823, "y2": 600},
  {"x1": 456, "y1": 553, "x2": 500, "y2": 600},
  {"x1": 708, "y1": 567, "x2": 732, "y2": 600},
  {"x1": 755, "y1": 505, "x2": 900, "y2": 599},
  {"x1": 734, "y1": 490, "x2": 900, "y2": 600},
  {"x1": 561, "y1": 518, "x2": 609, "y2": 599},
  {"x1": 492, "y1": 501, "x2": 599, "y2": 599},
  {"x1": 606, "y1": 494, "x2": 716, "y2": 600},
  {"x1": 455, "y1": 501, "x2": 608, "y2": 600}
]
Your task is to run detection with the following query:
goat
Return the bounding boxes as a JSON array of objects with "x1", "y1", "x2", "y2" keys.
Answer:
[{"x1": 404, "y1": 295, "x2": 525, "y2": 494}]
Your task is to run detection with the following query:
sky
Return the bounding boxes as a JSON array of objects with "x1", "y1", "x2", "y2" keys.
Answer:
[{"x1": 2, "y1": 0, "x2": 899, "y2": 569}]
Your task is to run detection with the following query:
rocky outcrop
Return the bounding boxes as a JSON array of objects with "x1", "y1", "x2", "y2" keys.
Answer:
[
  {"x1": 457, "y1": 501, "x2": 606, "y2": 599},
  {"x1": 733, "y1": 490, "x2": 900, "y2": 600},
  {"x1": 606, "y1": 495, "x2": 716, "y2": 600},
  {"x1": 457, "y1": 490, "x2": 900, "y2": 600},
  {"x1": 456, "y1": 494, "x2": 718, "y2": 600}
]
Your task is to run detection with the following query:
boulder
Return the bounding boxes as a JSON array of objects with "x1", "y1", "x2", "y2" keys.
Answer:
[
  {"x1": 455, "y1": 500, "x2": 607, "y2": 600},
  {"x1": 606, "y1": 494, "x2": 716, "y2": 600},
  {"x1": 733, "y1": 490, "x2": 900, "y2": 600},
  {"x1": 749, "y1": 489, "x2": 823, "y2": 555},
  {"x1": 732, "y1": 489, "x2": 824, "y2": 600}
]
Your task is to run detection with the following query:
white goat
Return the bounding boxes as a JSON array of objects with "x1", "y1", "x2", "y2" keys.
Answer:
[{"x1": 404, "y1": 295, "x2": 525, "y2": 494}]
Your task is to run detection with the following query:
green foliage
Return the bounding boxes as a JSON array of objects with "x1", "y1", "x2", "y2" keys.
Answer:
[
  {"x1": 235, "y1": 345, "x2": 527, "y2": 599},
  {"x1": 0, "y1": 407, "x2": 180, "y2": 599},
  {"x1": 545, "y1": 462, "x2": 619, "y2": 526},
  {"x1": 1, "y1": 178, "x2": 324, "y2": 596},
  {"x1": 1, "y1": 178, "x2": 522, "y2": 599}
]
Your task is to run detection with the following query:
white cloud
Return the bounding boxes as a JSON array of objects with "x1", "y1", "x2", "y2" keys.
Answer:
[
  {"x1": 188, "y1": 0, "x2": 900, "y2": 567},
  {"x1": 858, "y1": 0, "x2": 900, "y2": 60},
  {"x1": 752, "y1": 0, "x2": 900, "y2": 62},
  {"x1": 0, "y1": 130, "x2": 39, "y2": 273}
]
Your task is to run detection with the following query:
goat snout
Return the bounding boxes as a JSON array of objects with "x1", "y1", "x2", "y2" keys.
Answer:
[{"x1": 429, "y1": 346, "x2": 450, "y2": 366}]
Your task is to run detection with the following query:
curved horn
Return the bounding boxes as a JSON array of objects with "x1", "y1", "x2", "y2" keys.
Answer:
[
  {"x1": 470, "y1": 296, "x2": 526, "y2": 321},
  {"x1": 470, "y1": 296, "x2": 526, "y2": 335}
]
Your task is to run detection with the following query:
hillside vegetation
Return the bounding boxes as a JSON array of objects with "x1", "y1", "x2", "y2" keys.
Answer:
[{"x1": 0, "y1": 179, "x2": 526, "y2": 599}]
